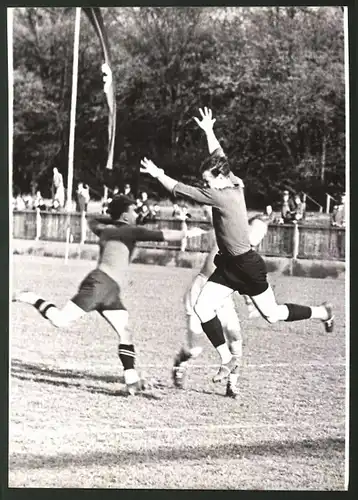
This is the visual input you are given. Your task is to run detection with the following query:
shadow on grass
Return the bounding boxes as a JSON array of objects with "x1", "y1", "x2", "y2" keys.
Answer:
[
  {"x1": 11, "y1": 358, "x2": 161, "y2": 399},
  {"x1": 10, "y1": 436, "x2": 345, "y2": 470}
]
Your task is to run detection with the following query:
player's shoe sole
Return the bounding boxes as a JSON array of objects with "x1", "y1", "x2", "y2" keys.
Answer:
[
  {"x1": 212, "y1": 357, "x2": 239, "y2": 383},
  {"x1": 322, "y1": 302, "x2": 334, "y2": 333},
  {"x1": 12, "y1": 290, "x2": 38, "y2": 305}
]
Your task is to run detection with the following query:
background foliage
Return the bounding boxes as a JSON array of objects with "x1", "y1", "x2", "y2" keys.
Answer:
[{"x1": 12, "y1": 6, "x2": 345, "y2": 208}]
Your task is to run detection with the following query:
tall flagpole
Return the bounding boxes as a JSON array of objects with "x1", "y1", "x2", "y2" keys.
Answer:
[
  {"x1": 65, "y1": 7, "x2": 81, "y2": 262},
  {"x1": 66, "y1": 6, "x2": 81, "y2": 211}
]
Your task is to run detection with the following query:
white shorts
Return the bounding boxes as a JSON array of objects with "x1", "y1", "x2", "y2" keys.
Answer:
[{"x1": 184, "y1": 273, "x2": 240, "y2": 335}]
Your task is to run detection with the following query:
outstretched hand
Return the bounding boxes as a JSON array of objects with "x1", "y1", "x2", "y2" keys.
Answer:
[
  {"x1": 194, "y1": 107, "x2": 216, "y2": 132},
  {"x1": 140, "y1": 157, "x2": 164, "y2": 178}
]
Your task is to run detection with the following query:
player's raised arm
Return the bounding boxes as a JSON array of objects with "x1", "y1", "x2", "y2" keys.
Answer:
[
  {"x1": 140, "y1": 157, "x2": 217, "y2": 206},
  {"x1": 194, "y1": 107, "x2": 221, "y2": 155}
]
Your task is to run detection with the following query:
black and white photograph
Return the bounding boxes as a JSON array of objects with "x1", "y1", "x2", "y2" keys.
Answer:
[{"x1": 9, "y1": 5, "x2": 348, "y2": 490}]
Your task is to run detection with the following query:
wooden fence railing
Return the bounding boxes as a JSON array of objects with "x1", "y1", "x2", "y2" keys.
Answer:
[{"x1": 11, "y1": 210, "x2": 345, "y2": 261}]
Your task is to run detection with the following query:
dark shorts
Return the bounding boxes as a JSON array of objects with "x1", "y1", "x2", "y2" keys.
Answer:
[
  {"x1": 71, "y1": 269, "x2": 126, "y2": 313},
  {"x1": 209, "y1": 249, "x2": 269, "y2": 297}
]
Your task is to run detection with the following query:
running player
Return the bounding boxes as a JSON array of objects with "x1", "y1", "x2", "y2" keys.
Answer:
[
  {"x1": 172, "y1": 207, "x2": 273, "y2": 398},
  {"x1": 13, "y1": 195, "x2": 186, "y2": 395},
  {"x1": 140, "y1": 107, "x2": 334, "y2": 384}
]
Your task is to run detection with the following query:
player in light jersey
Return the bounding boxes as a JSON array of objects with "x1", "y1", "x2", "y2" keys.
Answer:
[
  {"x1": 13, "y1": 195, "x2": 186, "y2": 395},
  {"x1": 172, "y1": 207, "x2": 273, "y2": 398},
  {"x1": 140, "y1": 107, "x2": 334, "y2": 384}
]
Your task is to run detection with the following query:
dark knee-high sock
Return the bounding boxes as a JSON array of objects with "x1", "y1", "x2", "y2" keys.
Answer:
[
  {"x1": 284, "y1": 304, "x2": 312, "y2": 322},
  {"x1": 118, "y1": 344, "x2": 136, "y2": 370},
  {"x1": 201, "y1": 316, "x2": 225, "y2": 348}
]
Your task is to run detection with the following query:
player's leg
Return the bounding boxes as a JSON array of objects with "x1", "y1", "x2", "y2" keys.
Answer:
[
  {"x1": 242, "y1": 294, "x2": 260, "y2": 318},
  {"x1": 193, "y1": 278, "x2": 239, "y2": 383},
  {"x1": 250, "y1": 284, "x2": 334, "y2": 331},
  {"x1": 219, "y1": 298, "x2": 243, "y2": 399},
  {"x1": 173, "y1": 275, "x2": 205, "y2": 388},
  {"x1": 99, "y1": 308, "x2": 141, "y2": 394},
  {"x1": 13, "y1": 291, "x2": 86, "y2": 327}
]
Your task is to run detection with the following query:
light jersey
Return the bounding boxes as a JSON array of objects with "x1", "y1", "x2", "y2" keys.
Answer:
[
  {"x1": 172, "y1": 176, "x2": 251, "y2": 257},
  {"x1": 96, "y1": 223, "x2": 164, "y2": 285}
]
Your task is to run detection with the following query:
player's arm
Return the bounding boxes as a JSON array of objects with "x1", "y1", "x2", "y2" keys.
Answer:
[
  {"x1": 140, "y1": 158, "x2": 217, "y2": 206},
  {"x1": 194, "y1": 107, "x2": 221, "y2": 154},
  {"x1": 248, "y1": 218, "x2": 268, "y2": 247},
  {"x1": 88, "y1": 216, "x2": 122, "y2": 236},
  {"x1": 133, "y1": 226, "x2": 186, "y2": 242}
]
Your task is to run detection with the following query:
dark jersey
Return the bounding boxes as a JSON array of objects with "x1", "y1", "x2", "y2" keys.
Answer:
[
  {"x1": 172, "y1": 177, "x2": 251, "y2": 257},
  {"x1": 90, "y1": 220, "x2": 164, "y2": 284}
]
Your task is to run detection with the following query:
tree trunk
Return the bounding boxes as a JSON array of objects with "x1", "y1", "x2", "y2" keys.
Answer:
[{"x1": 320, "y1": 132, "x2": 327, "y2": 183}]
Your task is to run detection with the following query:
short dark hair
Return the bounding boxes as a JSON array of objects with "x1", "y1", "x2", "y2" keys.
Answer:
[
  {"x1": 107, "y1": 195, "x2": 136, "y2": 219},
  {"x1": 200, "y1": 148, "x2": 230, "y2": 177}
]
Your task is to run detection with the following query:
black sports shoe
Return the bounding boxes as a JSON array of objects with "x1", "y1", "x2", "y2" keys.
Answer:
[
  {"x1": 172, "y1": 365, "x2": 186, "y2": 388},
  {"x1": 212, "y1": 357, "x2": 239, "y2": 383},
  {"x1": 322, "y1": 302, "x2": 334, "y2": 333},
  {"x1": 226, "y1": 381, "x2": 239, "y2": 399}
]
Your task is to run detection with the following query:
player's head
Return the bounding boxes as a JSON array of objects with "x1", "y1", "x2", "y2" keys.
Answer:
[
  {"x1": 107, "y1": 195, "x2": 138, "y2": 224},
  {"x1": 200, "y1": 148, "x2": 231, "y2": 189}
]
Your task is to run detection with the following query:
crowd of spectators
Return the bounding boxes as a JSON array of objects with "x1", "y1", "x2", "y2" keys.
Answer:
[{"x1": 12, "y1": 177, "x2": 346, "y2": 231}]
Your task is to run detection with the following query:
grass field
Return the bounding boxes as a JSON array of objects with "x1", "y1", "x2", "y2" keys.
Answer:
[{"x1": 10, "y1": 255, "x2": 347, "y2": 490}]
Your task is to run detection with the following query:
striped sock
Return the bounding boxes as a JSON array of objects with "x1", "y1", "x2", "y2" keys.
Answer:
[
  {"x1": 118, "y1": 344, "x2": 136, "y2": 370},
  {"x1": 34, "y1": 298, "x2": 56, "y2": 319}
]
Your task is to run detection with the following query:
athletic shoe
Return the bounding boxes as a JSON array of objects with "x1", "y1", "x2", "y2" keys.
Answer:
[
  {"x1": 126, "y1": 379, "x2": 146, "y2": 396},
  {"x1": 172, "y1": 365, "x2": 186, "y2": 389},
  {"x1": 226, "y1": 381, "x2": 239, "y2": 399},
  {"x1": 12, "y1": 290, "x2": 38, "y2": 305},
  {"x1": 212, "y1": 356, "x2": 239, "y2": 383},
  {"x1": 322, "y1": 302, "x2": 334, "y2": 333}
]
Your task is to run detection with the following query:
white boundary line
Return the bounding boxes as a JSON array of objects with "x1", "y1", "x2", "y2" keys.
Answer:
[{"x1": 343, "y1": 5, "x2": 350, "y2": 492}]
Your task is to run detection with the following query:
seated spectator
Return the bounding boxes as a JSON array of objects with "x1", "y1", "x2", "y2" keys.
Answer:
[
  {"x1": 123, "y1": 183, "x2": 132, "y2": 196},
  {"x1": 14, "y1": 194, "x2": 26, "y2": 211},
  {"x1": 33, "y1": 191, "x2": 46, "y2": 211}
]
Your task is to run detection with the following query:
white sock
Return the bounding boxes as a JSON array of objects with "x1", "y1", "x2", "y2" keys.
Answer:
[
  {"x1": 216, "y1": 344, "x2": 232, "y2": 364},
  {"x1": 124, "y1": 369, "x2": 140, "y2": 385},
  {"x1": 310, "y1": 306, "x2": 329, "y2": 321},
  {"x1": 229, "y1": 340, "x2": 242, "y2": 358}
]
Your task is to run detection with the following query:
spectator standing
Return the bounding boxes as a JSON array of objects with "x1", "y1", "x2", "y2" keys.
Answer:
[
  {"x1": 293, "y1": 194, "x2": 304, "y2": 222},
  {"x1": 331, "y1": 193, "x2": 346, "y2": 227},
  {"x1": 52, "y1": 168, "x2": 65, "y2": 208},
  {"x1": 281, "y1": 190, "x2": 296, "y2": 223},
  {"x1": 77, "y1": 182, "x2": 90, "y2": 213}
]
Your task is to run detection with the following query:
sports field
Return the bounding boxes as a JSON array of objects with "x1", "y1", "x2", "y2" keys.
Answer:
[{"x1": 10, "y1": 255, "x2": 347, "y2": 490}]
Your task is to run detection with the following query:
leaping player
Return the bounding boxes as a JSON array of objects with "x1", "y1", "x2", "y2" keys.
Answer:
[
  {"x1": 13, "y1": 195, "x2": 186, "y2": 395},
  {"x1": 140, "y1": 107, "x2": 334, "y2": 386}
]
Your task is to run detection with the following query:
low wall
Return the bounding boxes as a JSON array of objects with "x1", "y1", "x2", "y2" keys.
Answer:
[{"x1": 12, "y1": 210, "x2": 345, "y2": 261}]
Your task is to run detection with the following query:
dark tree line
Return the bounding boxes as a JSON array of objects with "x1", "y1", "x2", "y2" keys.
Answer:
[{"x1": 13, "y1": 6, "x2": 345, "y2": 209}]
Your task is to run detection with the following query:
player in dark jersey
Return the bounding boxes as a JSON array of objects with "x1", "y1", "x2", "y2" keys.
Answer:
[
  {"x1": 13, "y1": 195, "x2": 186, "y2": 395},
  {"x1": 140, "y1": 107, "x2": 334, "y2": 384}
]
